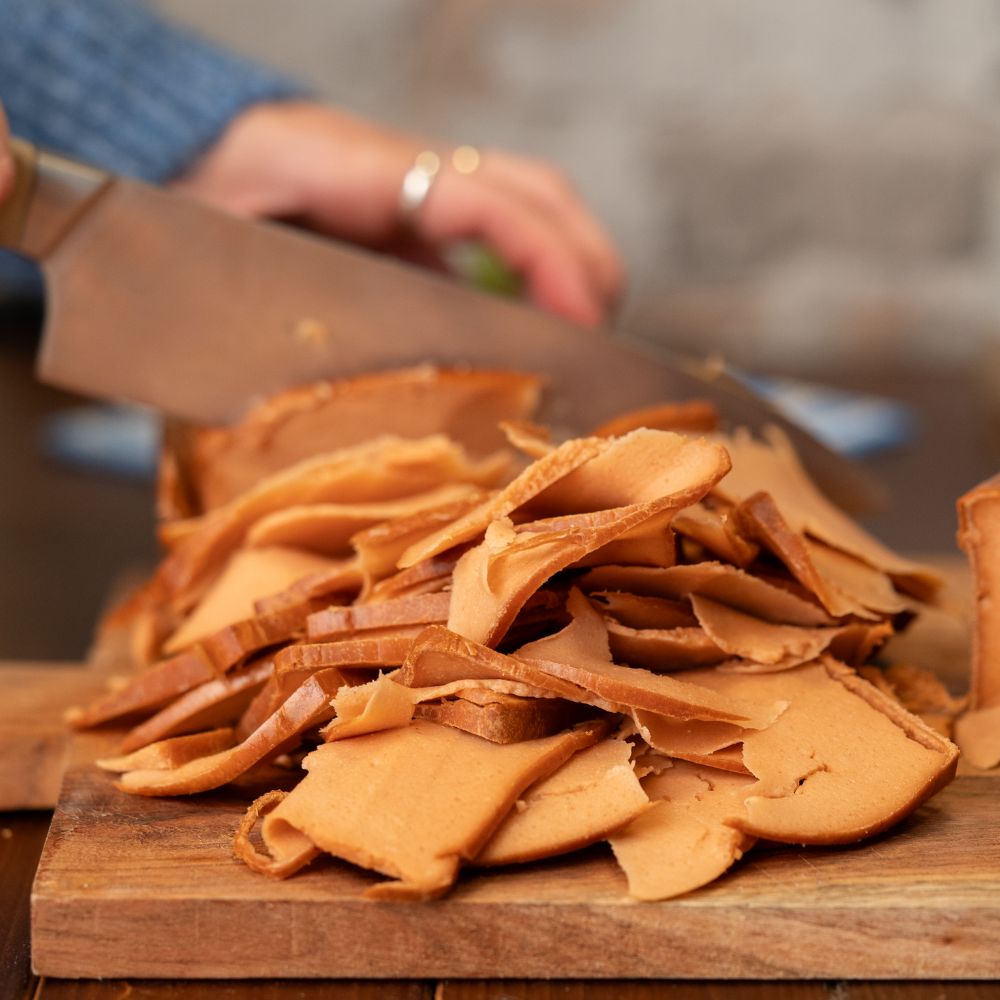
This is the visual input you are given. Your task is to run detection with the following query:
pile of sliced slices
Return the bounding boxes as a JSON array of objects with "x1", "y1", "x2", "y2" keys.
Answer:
[{"x1": 72, "y1": 367, "x2": 962, "y2": 902}]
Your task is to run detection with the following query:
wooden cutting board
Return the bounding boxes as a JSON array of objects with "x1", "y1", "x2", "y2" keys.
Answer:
[
  {"x1": 26, "y1": 560, "x2": 1000, "y2": 980},
  {"x1": 30, "y1": 729, "x2": 1000, "y2": 980},
  {"x1": 0, "y1": 630, "x2": 132, "y2": 810},
  {"x1": 0, "y1": 576, "x2": 145, "y2": 809},
  {"x1": 0, "y1": 661, "x2": 93, "y2": 810}
]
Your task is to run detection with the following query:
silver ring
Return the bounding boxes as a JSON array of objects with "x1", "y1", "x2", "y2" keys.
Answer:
[
  {"x1": 399, "y1": 150, "x2": 441, "y2": 222},
  {"x1": 399, "y1": 146, "x2": 481, "y2": 224}
]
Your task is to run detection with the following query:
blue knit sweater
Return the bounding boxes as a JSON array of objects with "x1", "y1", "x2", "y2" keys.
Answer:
[{"x1": 0, "y1": 0, "x2": 306, "y2": 182}]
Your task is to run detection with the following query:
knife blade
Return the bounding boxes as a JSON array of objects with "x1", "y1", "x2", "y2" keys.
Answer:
[{"x1": 0, "y1": 140, "x2": 885, "y2": 514}]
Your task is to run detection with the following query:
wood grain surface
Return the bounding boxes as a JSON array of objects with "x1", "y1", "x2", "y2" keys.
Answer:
[
  {"x1": 30, "y1": 723, "x2": 1000, "y2": 981},
  {"x1": 21, "y1": 559, "x2": 1000, "y2": 984},
  {"x1": 0, "y1": 616, "x2": 135, "y2": 809},
  {"x1": 0, "y1": 661, "x2": 110, "y2": 810}
]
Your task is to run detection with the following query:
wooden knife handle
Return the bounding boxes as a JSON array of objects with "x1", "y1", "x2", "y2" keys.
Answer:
[
  {"x1": 0, "y1": 138, "x2": 110, "y2": 259},
  {"x1": 0, "y1": 138, "x2": 36, "y2": 250}
]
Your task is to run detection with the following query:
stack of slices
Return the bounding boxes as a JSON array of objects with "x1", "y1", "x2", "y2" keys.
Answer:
[{"x1": 71, "y1": 367, "x2": 961, "y2": 902}]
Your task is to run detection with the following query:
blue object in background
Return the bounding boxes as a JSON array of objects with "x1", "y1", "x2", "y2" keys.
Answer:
[
  {"x1": 41, "y1": 405, "x2": 160, "y2": 480},
  {"x1": 743, "y1": 374, "x2": 916, "y2": 458}
]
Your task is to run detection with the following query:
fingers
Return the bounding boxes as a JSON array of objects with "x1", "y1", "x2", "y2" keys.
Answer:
[
  {"x1": 478, "y1": 151, "x2": 624, "y2": 307},
  {"x1": 0, "y1": 102, "x2": 14, "y2": 204},
  {"x1": 418, "y1": 168, "x2": 608, "y2": 327},
  {"x1": 169, "y1": 102, "x2": 625, "y2": 328}
]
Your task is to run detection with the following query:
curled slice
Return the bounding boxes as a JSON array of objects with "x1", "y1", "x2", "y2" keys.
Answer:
[
  {"x1": 732, "y1": 492, "x2": 906, "y2": 620},
  {"x1": 234, "y1": 789, "x2": 318, "y2": 878},
  {"x1": 252, "y1": 718, "x2": 608, "y2": 898},
  {"x1": 307, "y1": 592, "x2": 451, "y2": 641},
  {"x1": 476, "y1": 738, "x2": 649, "y2": 866},
  {"x1": 70, "y1": 596, "x2": 327, "y2": 730},
  {"x1": 398, "y1": 436, "x2": 608, "y2": 570},
  {"x1": 69, "y1": 646, "x2": 217, "y2": 730},
  {"x1": 244, "y1": 484, "x2": 483, "y2": 556},
  {"x1": 447, "y1": 520, "x2": 585, "y2": 647},
  {"x1": 825, "y1": 621, "x2": 894, "y2": 667},
  {"x1": 573, "y1": 510, "x2": 676, "y2": 570},
  {"x1": 275, "y1": 635, "x2": 413, "y2": 680},
  {"x1": 322, "y1": 673, "x2": 556, "y2": 743},
  {"x1": 156, "y1": 434, "x2": 506, "y2": 612},
  {"x1": 119, "y1": 657, "x2": 274, "y2": 754},
  {"x1": 499, "y1": 419, "x2": 553, "y2": 459},
  {"x1": 516, "y1": 587, "x2": 613, "y2": 665},
  {"x1": 521, "y1": 651, "x2": 780, "y2": 727},
  {"x1": 412, "y1": 596, "x2": 770, "y2": 727},
  {"x1": 690, "y1": 594, "x2": 849, "y2": 669},
  {"x1": 715, "y1": 426, "x2": 939, "y2": 598},
  {"x1": 581, "y1": 562, "x2": 833, "y2": 627},
  {"x1": 402, "y1": 626, "x2": 594, "y2": 705},
  {"x1": 115, "y1": 668, "x2": 345, "y2": 797},
  {"x1": 958, "y1": 471, "x2": 1000, "y2": 715},
  {"x1": 193, "y1": 367, "x2": 542, "y2": 510},
  {"x1": 351, "y1": 492, "x2": 491, "y2": 590},
  {"x1": 260, "y1": 636, "x2": 411, "y2": 727},
  {"x1": 164, "y1": 546, "x2": 340, "y2": 655},
  {"x1": 664, "y1": 744, "x2": 750, "y2": 775},
  {"x1": 97, "y1": 727, "x2": 236, "y2": 772},
  {"x1": 253, "y1": 560, "x2": 363, "y2": 616},
  {"x1": 673, "y1": 502, "x2": 759, "y2": 568},
  {"x1": 606, "y1": 622, "x2": 728, "y2": 672},
  {"x1": 448, "y1": 436, "x2": 729, "y2": 648},
  {"x1": 515, "y1": 592, "x2": 782, "y2": 727},
  {"x1": 804, "y1": 539, "x2": 911, "y2": 616},
  {"x1": 415, "y1": 690, "x2": 593, "y2": 744},
  {"x1": 732, "y1": 491, "x2": 864, "y2": 618},
  {"x1": 527, "y1": 430, "x2": 730, "y2": 516},
  {"x1": 365, "y1": 555, "x2": 458, "y2": 603},
  {"x1": 589, "y1": 592, "x2": 697, "y2": 631},
  {"x1": 320, "y1": 673, "x2": 418, "y2": 741},
  {"x1": 631, "y1": 710, "x2": 747, "y2": 759}
]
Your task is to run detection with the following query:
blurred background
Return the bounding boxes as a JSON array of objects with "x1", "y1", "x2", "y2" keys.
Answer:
[
  {"x1": 158, "y1": 0, "x2": 1000, "y2": 375},
  {"x1": 4, "y1": 0, "x2": 1000, "y2": 658}
]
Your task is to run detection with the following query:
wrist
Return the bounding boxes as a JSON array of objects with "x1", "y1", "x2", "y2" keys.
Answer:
[
  {"x1": 171, "y1": 100, "x2": 310, "y2": 218},
  {"x1": 173, "y1": 101, "x2": 420, "y2": 245}
]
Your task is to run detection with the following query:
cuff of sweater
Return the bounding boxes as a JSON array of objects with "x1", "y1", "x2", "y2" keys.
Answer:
[
  {"x1": 88, "y1": 21, "x2": 312, "y2": 184},
  {"x1": 0, "y1": 0, "x2": 311, "y2": 184},
  {"x1": 136, "y1": 67, "x2": 308, "y2": 185}
]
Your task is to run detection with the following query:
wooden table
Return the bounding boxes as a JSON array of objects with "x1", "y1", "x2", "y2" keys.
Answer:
[{"x1": 2, "y1": 317, "x2": 999, "y2": 997}]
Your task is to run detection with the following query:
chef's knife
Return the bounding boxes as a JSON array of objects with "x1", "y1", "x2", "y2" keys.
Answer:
[{"x1": 0, "y1": 139, "x2": 885, "y2": 513}]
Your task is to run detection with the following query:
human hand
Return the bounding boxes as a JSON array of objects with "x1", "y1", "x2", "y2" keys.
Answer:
[
  {"x1": 0, "y1": 102, "x2": 14, "y2": 204},
  {"x1": 171, "y1": 102, "x2": 623, "y2": 327}
]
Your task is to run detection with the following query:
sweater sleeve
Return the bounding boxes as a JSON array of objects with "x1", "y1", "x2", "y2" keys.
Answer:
[{"x1": 0, "y1": 0, "x2": 308, "y2": 183}]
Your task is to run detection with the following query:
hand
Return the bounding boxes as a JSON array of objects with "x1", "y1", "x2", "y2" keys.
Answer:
[
  {"x1": 0, "y1": 103, "x2": 14, "y2": 203},
  {"x1": 171, "y1": 102, "x2": 623, "y2": 327}
]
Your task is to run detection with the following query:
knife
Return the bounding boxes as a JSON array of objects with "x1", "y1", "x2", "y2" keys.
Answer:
[{"x1": 0, "y1": 138, "x2": 885, "y2": 513}]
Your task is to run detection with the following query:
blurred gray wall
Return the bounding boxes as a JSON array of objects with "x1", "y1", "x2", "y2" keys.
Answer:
[{"x1": 155, "y1": 0, "x2": 1000, "y2": 373}]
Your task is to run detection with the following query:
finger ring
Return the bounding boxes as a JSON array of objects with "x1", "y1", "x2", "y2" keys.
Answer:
[
  {"x1": 451, "y1": 145, "x2": 481, "y2": 175},
  {"x1": 399, "y1": 146, "x2": 481, "y2": 223}
]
